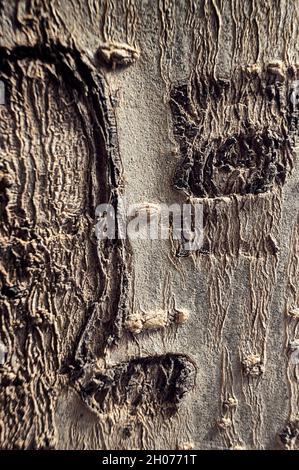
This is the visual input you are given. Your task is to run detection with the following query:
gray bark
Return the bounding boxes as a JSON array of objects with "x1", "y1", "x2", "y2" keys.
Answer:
[{"x1": 0, "y1": 0, "x2": 298, "y2": 450}]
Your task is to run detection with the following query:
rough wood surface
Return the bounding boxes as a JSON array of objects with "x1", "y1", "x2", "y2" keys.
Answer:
[{"x1": 0, "y1": 0, "x2": 298, "y2": 450}]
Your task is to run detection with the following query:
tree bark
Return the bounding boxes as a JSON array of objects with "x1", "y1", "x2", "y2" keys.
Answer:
[{"x1": 0, "y1": 0, "x2": 298, "y2": 450}]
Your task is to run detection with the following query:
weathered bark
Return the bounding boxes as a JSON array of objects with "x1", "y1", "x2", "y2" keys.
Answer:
[{"x1": 0, "y1": 0, "x2": 298, "y2": 450}]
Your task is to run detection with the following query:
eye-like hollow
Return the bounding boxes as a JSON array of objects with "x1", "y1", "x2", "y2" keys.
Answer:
[{"x1": 170, "y1": 76, "x2": 296, "y2": 199}]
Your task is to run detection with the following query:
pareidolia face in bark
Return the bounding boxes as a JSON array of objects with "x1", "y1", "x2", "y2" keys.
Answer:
[{"x1": 170, "y1": 66, "x2": 298, "y2": 198}]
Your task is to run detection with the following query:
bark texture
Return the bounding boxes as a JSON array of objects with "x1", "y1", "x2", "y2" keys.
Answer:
[{"x1": 0, "y1": 0, "x2": 298, "y2": 450}]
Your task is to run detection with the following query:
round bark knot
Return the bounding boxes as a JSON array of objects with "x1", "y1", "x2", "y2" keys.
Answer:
[
  {"x1": 242, "y1": 354, "x2": 264, "y2": 377},
  {"x1": 217, "y1": 416, "x2": 232, "y2": 430},
  {"x1": 288, "y1": 306, "x2": 299, "y2": 319},
  {"x1": 223, "y1": 396, "x2": 238, "y2": 410},
  {"x1": 97, "y1": 42, "x2": 140, "y2": 69}
]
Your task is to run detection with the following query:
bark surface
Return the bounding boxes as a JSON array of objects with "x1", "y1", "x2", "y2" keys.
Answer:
[{"x1": 0, "y1": 0, "x2": 298, "y2": 450}]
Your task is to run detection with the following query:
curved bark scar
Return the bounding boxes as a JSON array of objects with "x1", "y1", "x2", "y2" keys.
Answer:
[{"x1": 0, "y1": 42, "x2": 131, "y2": 448}]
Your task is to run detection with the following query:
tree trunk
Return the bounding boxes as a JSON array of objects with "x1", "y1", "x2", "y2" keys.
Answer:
[{"x1": 0, "y1": 0, "x2": 298, "y2": 450}]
